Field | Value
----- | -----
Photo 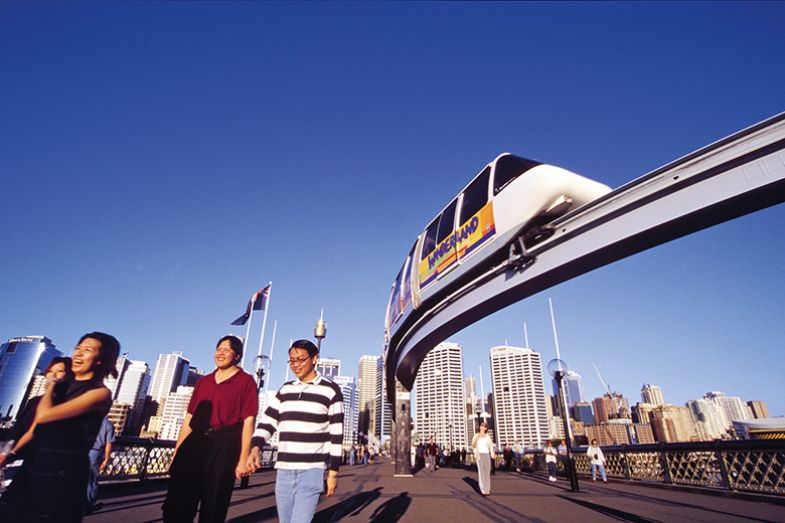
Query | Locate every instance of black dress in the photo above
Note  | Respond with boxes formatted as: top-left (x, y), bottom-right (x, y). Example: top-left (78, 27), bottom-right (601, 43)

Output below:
top-left (0, 378), bottom-right (110, 522)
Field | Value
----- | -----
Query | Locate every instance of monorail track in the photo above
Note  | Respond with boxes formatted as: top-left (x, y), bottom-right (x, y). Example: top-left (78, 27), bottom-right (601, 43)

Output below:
top-left (387, 111), bottom-right (785, 398)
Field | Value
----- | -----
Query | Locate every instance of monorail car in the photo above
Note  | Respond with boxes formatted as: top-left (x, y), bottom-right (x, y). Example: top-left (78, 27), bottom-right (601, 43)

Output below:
top-left (385, 153), bottom-right (611, 344)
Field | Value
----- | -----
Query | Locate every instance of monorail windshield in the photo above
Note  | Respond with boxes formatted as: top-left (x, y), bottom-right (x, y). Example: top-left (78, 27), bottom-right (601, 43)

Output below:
top-left (493, 155), bottom-right (541, 195)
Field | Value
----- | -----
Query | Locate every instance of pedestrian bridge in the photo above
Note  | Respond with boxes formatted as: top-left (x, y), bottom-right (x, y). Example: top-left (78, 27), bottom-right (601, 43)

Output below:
top-left (83, 460), bottom-right (784, 522)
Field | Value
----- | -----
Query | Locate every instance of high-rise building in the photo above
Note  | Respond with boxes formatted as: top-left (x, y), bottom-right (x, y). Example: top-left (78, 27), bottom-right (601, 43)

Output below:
top-left (641, 384), bottom-right (665, 406)
top-left (316, 358), bottom-right (341, 380)
top-left (115, 360), bottom-right (151, 435)
top-left (415, 342), bottom-right (467, 449)
top-left (489, 345), bottom-right (548, 449)
top-left (650, 404), bottom-right (698, 442)
top-left (704, 392), bottom-right (750, 428)
top-left (0, 336), bottom-right (62, 422)
top-left (592, 393), bottom-right (630, 423)
top-left (586, 419), bottom-right (632, 445)
top-left (571, 401), bottom-right (594, 424)
top-left (747, 400), bottom-right (770, 419)
top-left (105, 356), bottom-right (130, 399)
top-left (686, 399), bottom-right (727, 439)
top-left (632, 402), bottom-right (656, 424)
top-left (108, 401), bottom-right (131, 435)
top-left (552, 370), bottom-right (584, 407)
top-left (334, 375), bottom-right (358, 447)
top-left (159, 385), bottom-right (194, 441)
top-left (357, 355), bottom-right (379, 444)
top-left (150, 352), bottom-right (190, 403)
top-left (374, 356), bottom-right (391, 443)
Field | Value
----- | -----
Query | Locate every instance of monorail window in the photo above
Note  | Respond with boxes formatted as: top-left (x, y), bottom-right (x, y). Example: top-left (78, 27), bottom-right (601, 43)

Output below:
top-left (402, 243), bottom-right (415, 298)
top-left (421, 218), bottom-right (439, 260)
top-left (436, 199), bottom-right (458, 244)
top-left (493, 155), bottom-right (542, 195)
top-left (460, 166), bottom-right (491, 224)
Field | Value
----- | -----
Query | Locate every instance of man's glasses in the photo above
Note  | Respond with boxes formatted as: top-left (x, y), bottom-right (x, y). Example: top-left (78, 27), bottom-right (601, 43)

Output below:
top-left (289, 356), bottom-right (312, 366)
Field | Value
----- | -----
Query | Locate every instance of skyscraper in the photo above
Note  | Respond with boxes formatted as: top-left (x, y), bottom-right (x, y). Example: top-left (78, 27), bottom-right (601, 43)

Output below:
top-left (747, 400), bottom-right (770, 419)
top-left (159, 385), bottom-right (194, 441)
top-left (686, 399), bottom-right (727, 439)
top-left (115, 360), bottom-right (151, 435)
top-left (0, 336), bottom-right (62, 422)
top-left (334, 375), bottom-right (358, 446)
top-left (704, 391), bottom-right (750, 428)
top-left (149, 352), bottom-right (190, 403)
top-left (415, 342), bottom-right (467, 449)
top-left (316, 357), bottom-right (341, 380)
top-left (374, 356), bottom-right (391, 442)
top-left (641, 383), bottom-right (665, 406)
top-left (551, 370), bottom-right (584, 407)
top-left (489, 345), bottom-right (548, 449)
top-left (357, 355), bottom-right (379, 443)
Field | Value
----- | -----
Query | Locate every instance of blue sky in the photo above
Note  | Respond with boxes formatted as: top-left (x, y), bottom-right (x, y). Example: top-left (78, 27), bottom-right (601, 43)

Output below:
top-left (2, 2), bottom-right (783, 416)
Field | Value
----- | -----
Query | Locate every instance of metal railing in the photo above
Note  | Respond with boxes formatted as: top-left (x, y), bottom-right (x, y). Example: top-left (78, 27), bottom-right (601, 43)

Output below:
top-left (525, 440), bottom-right (785, 496)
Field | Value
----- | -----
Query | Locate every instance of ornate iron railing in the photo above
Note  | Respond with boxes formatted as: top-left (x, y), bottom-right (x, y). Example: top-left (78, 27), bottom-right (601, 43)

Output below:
top-left (533, 439), bottom-right (785, 496)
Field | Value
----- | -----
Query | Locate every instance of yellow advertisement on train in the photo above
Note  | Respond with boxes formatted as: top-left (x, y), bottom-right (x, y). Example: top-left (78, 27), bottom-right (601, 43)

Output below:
top-left (419, 201), bottom-right (495, 289)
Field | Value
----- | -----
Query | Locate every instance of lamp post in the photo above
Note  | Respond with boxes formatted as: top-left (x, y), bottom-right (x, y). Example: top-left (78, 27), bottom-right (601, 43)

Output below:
top-left (547, 358), bottom-right (580, 492)
top-left (241, 355), bottom-right (271, 488)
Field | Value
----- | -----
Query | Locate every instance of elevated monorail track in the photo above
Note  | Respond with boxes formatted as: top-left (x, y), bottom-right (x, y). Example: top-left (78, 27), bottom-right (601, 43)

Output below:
top-left (387, 111), bottom-right (785, 400)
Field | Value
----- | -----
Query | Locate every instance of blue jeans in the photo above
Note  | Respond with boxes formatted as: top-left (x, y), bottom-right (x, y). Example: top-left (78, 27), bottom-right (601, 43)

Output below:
top-left (592, 463), bottom-right (607, 481)
top-left (275, 468), bottom-right (324, 523)
top-left (86, 449), bottom-right (101, 508)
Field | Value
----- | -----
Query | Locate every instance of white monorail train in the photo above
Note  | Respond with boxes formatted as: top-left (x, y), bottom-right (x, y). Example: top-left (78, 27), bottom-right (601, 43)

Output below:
top-left (385, 153), bottom-right (612, 343)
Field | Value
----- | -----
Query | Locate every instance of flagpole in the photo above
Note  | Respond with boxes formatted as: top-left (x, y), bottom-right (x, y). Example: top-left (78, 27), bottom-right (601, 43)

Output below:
top-left (264, 320), bottom-right (278, 397)
top-left (256, 282), bottom-right (273, 358)
top-left (241, 299), bottom-right (257, 369)
top-left (284, 338), bottom-right (292, 382)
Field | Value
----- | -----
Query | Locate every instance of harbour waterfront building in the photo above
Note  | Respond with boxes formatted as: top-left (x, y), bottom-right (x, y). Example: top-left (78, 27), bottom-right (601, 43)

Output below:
top-left (149, 352), bottom-right (190, 403)
top-left (0, 336), bottom-right (62, 423)
top-left (415, 341), bottom-right (467, 449)
top-left (489, 344), bottom-right (548, 449)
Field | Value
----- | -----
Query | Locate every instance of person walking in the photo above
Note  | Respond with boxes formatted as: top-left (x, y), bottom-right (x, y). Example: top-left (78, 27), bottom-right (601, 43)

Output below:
top-left (0, 332), bottom-right (119, 523)
top-left (162, 335), bottom-right (258, 523)
top-left (544, 440), bottom-right (559, 482)
top-left (248, 339), bottom-right (344, 523)
top-left (85, 416), bottom-right (114, 514)
top-left (587, 439), bottom-right (608, 482)
top-left (426, 437), bottom-right (438, 473)
top-left (471, 422), bottom-right (496, 496)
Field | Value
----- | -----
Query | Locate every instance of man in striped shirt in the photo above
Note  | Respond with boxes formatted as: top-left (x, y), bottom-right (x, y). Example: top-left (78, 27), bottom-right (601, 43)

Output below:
top-left (248, 339), bottom-right (344, 523)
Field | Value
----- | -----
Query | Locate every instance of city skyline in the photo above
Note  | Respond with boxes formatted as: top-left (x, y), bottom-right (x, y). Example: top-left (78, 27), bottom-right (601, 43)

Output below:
top-left (2, 3), bottom-right (783, 417)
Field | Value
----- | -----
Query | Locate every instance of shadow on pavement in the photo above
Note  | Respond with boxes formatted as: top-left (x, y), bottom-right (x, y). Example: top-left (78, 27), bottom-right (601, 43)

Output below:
top-left (313, 486), bottom-right (383, 522)
top-left (369, 491), bottom-right (410, 522)
top-left (462, 476), bottom-right (481, 495)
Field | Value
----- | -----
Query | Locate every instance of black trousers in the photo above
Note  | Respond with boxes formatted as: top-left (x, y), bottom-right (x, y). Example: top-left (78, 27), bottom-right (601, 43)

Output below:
top-left (163, 424), bottom-right (242, 523)
top-left (0, 447), bottom-right (89, 523)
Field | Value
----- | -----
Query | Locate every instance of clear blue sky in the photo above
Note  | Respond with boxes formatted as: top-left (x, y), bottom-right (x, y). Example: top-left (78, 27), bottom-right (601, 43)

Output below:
top-left (2, 2), bottom-right (783, 416)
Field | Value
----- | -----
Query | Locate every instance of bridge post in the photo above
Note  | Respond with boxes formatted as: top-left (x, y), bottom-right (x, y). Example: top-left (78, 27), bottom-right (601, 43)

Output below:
top-left (393, 378), bottom-right (413, 477)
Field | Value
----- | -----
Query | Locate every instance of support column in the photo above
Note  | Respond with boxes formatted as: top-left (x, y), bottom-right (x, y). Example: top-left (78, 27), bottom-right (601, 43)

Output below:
top-left (393, 378), bottom-right (413, 477)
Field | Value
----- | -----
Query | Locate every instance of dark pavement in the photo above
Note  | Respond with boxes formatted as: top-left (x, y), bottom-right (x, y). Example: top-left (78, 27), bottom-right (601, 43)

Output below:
top-left (84, 461), bottom-right (785, 522)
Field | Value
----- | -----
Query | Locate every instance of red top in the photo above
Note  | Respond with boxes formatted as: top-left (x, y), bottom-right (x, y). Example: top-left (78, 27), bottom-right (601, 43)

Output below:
top-left (187, 369), bottom-right (258, 429)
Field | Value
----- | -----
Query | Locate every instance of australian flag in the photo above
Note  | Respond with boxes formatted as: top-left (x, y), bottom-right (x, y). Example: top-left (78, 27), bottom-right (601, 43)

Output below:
top-left (231, 285), bottom-right (270, 326)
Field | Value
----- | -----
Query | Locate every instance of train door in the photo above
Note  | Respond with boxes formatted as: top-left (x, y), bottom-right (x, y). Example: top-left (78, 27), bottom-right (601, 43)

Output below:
top-left (456, 166), bottom-right (495, 264)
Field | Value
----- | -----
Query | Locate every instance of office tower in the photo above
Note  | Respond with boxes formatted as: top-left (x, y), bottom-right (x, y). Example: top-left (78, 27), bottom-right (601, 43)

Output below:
top-left (415, 342), bottom-right (467, 449)
top-left (334, 375), bottom-right (358, 447)
top-left (586, 419), bottom-right (632, 445)
top-left (632, 402), bottom-right (656, 424)
top-left (115, 360), bottom-right (151, 435)
top-left (317, 358), bottom-right (341, 380)
top-left (704, 392), bottom-right (750, 428)
top-left (108, 401), bottom-right (131, 435)
top-left (747, 400), bottom-right (770, 419)
top-left (357, 355), bottom-right (379, 443)
top-left (105, 356), bottom-right (130, 399)
top-left (186, 366), bottom-right (204, 386)
top-left (686, 399), bottom-right (727, 439)
top-left (0, 336), bottom-right (62, 422)
top-left (374, 356), bottom-right (391, 442)
top-left (489, 344), bottom-right (548, 449)
top-left (159, 385), bottom-right (194, 441)
top-left (551, 370), bottom-right (584, 407)
top-left (650, 404), bottom-right (698, 442)
top-left (641, 384), bottom-right (665, 406)
top-left (149, 352), bottom-right (190, 403)
top-left (571, 401), bottom-right (595, 424)
top-left (592, 393), bottom-right (630, 423)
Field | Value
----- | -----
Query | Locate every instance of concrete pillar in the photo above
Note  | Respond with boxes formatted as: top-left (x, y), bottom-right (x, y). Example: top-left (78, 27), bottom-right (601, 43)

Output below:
top-left (393, 378), bottom-right (413, 477)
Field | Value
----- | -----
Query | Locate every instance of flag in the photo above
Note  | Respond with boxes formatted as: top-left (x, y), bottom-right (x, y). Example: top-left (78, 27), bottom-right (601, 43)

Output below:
top-left (231, 285), bottom-right (270, 326)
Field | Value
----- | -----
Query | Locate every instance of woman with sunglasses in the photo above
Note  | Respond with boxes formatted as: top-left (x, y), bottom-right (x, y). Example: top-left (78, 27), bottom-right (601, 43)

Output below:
top-left (471, 421), bottom-right (496, 496)
top-left (0, 332), bottom-right (119, 522)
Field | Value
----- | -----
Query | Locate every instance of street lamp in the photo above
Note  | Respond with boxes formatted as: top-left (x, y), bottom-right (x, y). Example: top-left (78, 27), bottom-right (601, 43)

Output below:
top-left (547, 358), bottom-right (580, 492)
top-left (253, 354), bottom-right (272, 391)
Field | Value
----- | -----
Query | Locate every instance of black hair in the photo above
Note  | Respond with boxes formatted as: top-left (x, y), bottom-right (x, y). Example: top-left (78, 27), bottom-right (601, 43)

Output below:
top-left (216, 335), bottom-right (244, 361)
top-left (289, 339), bottom-right (318, 358)
top-left (44, 356), bottom-right (75, 382)
top-left (79, 332), bottom-right (120, 380)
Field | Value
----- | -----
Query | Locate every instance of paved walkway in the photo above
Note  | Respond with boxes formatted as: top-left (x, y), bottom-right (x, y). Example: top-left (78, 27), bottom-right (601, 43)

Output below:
top-left (85, 462), bottom-right (785, 522)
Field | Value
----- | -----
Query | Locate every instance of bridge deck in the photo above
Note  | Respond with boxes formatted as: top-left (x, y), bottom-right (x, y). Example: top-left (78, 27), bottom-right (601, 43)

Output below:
top-left (85, 462), bottom-right (785, 522)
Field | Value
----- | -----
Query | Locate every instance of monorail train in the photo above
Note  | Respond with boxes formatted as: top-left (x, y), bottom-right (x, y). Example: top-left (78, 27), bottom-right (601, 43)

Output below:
top-left (384, 153), bottom-right (612, 344)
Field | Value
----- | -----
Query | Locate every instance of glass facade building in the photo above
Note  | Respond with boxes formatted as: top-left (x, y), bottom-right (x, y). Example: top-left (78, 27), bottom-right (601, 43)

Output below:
top-left (0, 336), bottom-right (62, 422)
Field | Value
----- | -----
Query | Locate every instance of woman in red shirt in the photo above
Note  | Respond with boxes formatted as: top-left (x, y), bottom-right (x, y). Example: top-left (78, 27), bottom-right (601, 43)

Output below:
top-left (163, 335), bottom-right (258, 523)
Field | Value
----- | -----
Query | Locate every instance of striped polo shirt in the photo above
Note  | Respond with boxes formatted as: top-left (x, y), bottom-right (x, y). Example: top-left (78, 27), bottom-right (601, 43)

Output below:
top-left (252, 373), bottom-right (344, 471)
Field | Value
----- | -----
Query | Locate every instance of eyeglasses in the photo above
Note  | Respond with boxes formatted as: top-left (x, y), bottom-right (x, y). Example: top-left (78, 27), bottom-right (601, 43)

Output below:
top-left (288, 356), bottom-right (312, 366)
